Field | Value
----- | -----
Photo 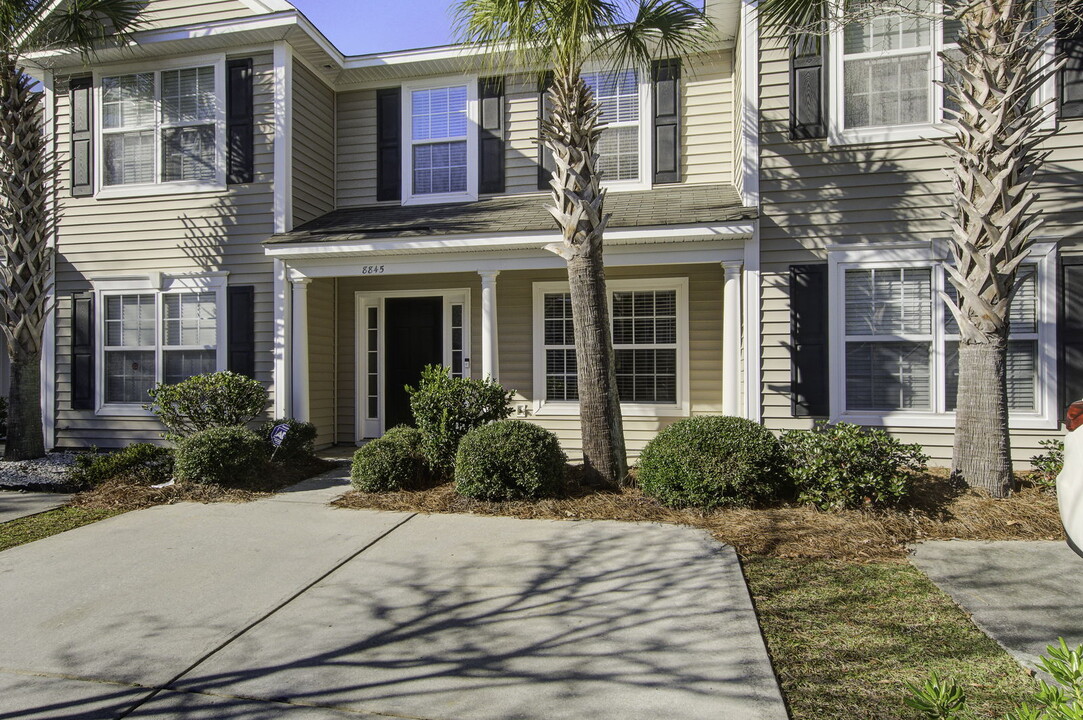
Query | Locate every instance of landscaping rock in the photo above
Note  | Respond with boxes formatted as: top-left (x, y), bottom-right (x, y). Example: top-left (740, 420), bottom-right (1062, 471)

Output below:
top-left (0, 453), bottom-right (78, 492)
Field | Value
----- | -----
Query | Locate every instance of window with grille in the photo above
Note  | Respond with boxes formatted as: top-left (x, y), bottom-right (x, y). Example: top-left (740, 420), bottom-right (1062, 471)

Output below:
top-left (583, 69), bottom-right (641, 182)
top-left (102, 65), bottom-right (221, 188)
top-left (410, 86), bottom-right (469, 196)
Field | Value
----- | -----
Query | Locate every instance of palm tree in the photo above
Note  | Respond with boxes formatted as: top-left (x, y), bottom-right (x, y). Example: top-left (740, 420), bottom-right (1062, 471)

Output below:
top-left (454, 0), bottom-right (711, 486)
top-left (0, 0), bottom-right (142, 459)
top-left (758, 0), bottom-right (1070, 497)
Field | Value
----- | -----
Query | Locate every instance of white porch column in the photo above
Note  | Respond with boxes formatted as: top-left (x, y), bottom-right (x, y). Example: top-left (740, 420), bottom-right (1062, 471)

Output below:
top-left (291, 277), bottom-right (312, 422)
top-left (721, 261), bottom-right (743, 417)
top-left (479, 270), bottom-right (500, 380)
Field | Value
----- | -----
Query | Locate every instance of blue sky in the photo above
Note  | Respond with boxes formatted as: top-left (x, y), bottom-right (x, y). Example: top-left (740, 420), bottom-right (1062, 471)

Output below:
top-left (289, 0), bottom-right (460, 55)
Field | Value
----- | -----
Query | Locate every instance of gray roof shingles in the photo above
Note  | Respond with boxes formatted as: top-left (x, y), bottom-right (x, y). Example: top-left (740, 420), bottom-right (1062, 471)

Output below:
top-left (266, 184), bottom-right (755, 245)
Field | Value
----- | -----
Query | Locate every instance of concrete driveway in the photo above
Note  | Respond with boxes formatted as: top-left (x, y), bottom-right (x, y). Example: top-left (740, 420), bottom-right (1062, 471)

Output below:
top-left (0, 468), bottom-right (786, 720)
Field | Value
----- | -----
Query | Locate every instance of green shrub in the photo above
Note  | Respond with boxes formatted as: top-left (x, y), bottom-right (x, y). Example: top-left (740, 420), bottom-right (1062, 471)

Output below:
top-left (907, 639), bottom-right (1083, 719)
top-left (145, 371), bottom-right (268, 439)
top-left (407, 365), bottom-right (514, 478)
top-left (351, 426), bottom-right (427, 492)
top-left (1030, 439), bottom-right (1064, 491)
top-left (780, 421), bottom-right (928, 510)
top-left (637, 416), bottom-right (785, 510)
top-left (454, 420), bottom-right (567, 501)
top-left (174, 426), bottom-right (268, 488)
top-left (259, 417), bottom-right (318, 462)
top-left (67, 443), bottom-right (174, 488)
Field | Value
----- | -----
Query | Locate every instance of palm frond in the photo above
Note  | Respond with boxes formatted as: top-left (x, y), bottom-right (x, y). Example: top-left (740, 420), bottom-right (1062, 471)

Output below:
top-left (594, 0), bottom-right (713, 71)
top-left (756, 0), bottom-right (826, 35)
top-left (22, 0), bottom-right (143, 57)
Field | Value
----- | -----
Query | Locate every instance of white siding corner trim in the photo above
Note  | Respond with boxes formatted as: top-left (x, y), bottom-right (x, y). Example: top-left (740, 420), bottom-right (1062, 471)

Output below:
top-left (273, 41), bottom-right (294, 234)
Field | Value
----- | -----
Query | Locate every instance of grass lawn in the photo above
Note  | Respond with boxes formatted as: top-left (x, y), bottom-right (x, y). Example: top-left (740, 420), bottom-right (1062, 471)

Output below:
top-left (0, 506), bottom-right (126, 553)
top-left (745, 556), bottom-right (1037, 720)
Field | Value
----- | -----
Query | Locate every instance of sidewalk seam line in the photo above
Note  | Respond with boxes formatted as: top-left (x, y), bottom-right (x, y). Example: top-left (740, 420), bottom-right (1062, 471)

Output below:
top-left (113, 511), bottom-right (419, 719)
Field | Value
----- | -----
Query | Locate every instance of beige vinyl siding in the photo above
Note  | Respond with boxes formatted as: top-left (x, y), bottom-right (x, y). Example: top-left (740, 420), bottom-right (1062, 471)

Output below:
top-left (307, 279), bottom-right (337, 447)
top-left (683, 51), bottom-right (735, 185)
top-left (141, 0), bottom-right (258, 30)
top-left (335, 89), bottom-right (378, 208)
top-left (292, 61), bottom-right (335, 225)
top-left (756, 32), bottom-right (1083, 466)
top-left (732, 33), bottom-right (747, 200)
top-left (334, 54), bottom-right (738, 208)
top-left (51, 52), bottom-right (277, 449)
top-left (320, 265), bottom-right (726, 458)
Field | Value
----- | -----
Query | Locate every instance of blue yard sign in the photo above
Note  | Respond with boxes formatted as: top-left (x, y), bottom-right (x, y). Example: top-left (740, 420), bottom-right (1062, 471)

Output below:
top-left (270, 423), bottom-right (290, 447)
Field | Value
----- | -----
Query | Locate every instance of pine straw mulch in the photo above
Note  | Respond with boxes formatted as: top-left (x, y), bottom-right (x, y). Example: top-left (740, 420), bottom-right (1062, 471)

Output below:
top-left (333, 469), bottom-right (1064, 561)
top-left (70, 458), bottom-right (339, 512)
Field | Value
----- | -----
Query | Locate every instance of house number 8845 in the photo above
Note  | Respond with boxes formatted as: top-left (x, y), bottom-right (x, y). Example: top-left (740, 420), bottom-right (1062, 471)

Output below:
top-left (360, 265), bottom-right (386, 275)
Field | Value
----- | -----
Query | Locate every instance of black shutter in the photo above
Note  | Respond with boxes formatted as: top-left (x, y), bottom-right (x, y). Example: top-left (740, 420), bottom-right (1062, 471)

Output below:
top-left (790, 264), bottom-right (830, 416)
top-left (71, 292), bottom-right (94, 410)
top-left (376, 87), bottom-right (402, 202)
top-left (1062, 259), bottom-right (1083, 412)
top-left (478, 77), bottom-right (505, 194)
top-left (790, 33), bottom-right (827, 140)
top-left (227, 285), bottom-right (256, 379)
top-left (226, 58), bottom-right (254, 184)
top-left (1060, 27), bottom-right (1083, 119)
top-left (537, 73), bottom-right (556, 190)
top-left (652, 59), bottom-right (681, 184)
top-left (69, 76), bottom-right (94, 197)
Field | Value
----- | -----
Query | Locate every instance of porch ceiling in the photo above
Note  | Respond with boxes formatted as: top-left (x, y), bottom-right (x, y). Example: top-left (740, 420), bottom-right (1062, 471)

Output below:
top-left (266, 184), bottom-right (755, 247)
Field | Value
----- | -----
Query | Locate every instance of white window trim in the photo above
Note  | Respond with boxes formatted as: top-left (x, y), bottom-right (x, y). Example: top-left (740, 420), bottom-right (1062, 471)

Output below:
top-left (93, 53), bottom-right (228, 199)
top-left (93, 273), bottom-right (228, 416)
top-left (531, 277), bottom-right (690, 418)
top-left (826, 240), bottom-right (1059, 429)
top-left (353, 288), bottom-right (472, 440)
top-left (400, 75), bottom-right (479, 206)
top-left (828, 6), bottom-right (1057, 145)
top-left (582, 64), bottom-right (654, 192)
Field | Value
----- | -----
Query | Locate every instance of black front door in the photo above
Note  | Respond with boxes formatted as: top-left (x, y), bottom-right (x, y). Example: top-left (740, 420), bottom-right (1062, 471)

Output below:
top-left (384, 297), bottom-right (443, 429)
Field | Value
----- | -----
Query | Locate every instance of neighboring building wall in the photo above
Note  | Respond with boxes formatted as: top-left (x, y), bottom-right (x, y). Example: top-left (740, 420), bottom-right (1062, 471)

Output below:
top-left (292, 61), bottom-right (336, 225)
top-left (683, 51), bottom-right (735, 185)
top-left (335, 88), bottom-right (377, 208)
top-left (756, 32), bottom-right (1083, 465)
top-left (51, 52), bottom-right (278, 448)
top-left (141, 0), bottom-right (258, 31)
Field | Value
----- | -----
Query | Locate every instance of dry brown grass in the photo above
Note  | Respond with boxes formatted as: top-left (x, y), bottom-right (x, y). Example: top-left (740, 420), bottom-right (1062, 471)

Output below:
top-left (334, 469), bottom-right (1063, 561)
top-left (72, 458), bottom-right (338, 512)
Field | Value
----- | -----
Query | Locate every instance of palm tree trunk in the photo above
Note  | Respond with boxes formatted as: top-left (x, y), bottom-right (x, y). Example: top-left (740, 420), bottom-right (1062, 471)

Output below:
top-left (953, 338), bottom-right (1012, 496)
top-left (0, 58), bottom-right (55, 460)
top-left (542, 72), bottom-right (628, 486)
top-left (6, 350), bottom-right (43, 459)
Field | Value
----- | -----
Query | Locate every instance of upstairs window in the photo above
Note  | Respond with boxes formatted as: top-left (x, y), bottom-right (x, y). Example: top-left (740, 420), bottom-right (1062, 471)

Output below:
top-left (402, 78), bottom-right (477, 204)
top-left (100, 62), bottom-right (224, 193)
top-left (583, 69), bottom-right (643, 183)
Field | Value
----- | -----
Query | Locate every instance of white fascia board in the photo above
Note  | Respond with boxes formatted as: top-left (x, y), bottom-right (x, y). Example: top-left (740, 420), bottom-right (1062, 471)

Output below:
top-left (264, 223), bottom-right (755, 258)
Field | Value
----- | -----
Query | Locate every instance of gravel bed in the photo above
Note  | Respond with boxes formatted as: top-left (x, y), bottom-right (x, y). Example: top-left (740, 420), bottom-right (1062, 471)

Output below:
top-left (0, 452), bottom-right (78, 492)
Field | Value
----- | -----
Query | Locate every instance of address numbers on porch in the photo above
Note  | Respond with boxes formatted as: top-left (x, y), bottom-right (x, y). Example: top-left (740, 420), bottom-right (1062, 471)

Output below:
top-left (360, 265), bottom-right (386, 275)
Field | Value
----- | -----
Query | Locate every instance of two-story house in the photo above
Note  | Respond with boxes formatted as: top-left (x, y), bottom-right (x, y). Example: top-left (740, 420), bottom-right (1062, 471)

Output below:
top-left (26, 0), bottom-right (762, 456)
top-left (25, 0), bottom-right (1081, 467)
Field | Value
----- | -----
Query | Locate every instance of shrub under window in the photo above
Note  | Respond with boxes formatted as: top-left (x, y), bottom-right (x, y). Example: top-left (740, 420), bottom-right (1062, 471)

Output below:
top-left (174, 425), bottom-right (268, 488)
top-left (351, 426), bottom-right (427, 492)
top-left (145, 371), bottom-right (268, 439)
top-left (454, 420), bottom-right (567, 501)
top-left (780, 421), bottom-right (928, 510)
top-left (259, 417), bottom-right (318, 462)
top-left (637, 416), bottom-right (785, 509)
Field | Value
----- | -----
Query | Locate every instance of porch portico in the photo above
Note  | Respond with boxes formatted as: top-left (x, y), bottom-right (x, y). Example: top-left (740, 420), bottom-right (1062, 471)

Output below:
top-left (265, 186), bottom-right (759, 455)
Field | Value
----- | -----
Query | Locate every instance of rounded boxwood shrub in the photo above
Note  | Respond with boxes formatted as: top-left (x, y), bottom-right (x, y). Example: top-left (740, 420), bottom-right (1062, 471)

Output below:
top-left (637, 416), bottom-right (784, 509)
top-left (351, 426), bottom-right (426, 492)
top-left (454, 420), bottom-right (567, 501)
top-left (174, 425), bottom-right (269, 488)
top-left (67, 443), bottom-right (174, 489)
top-left (259, 417), bottom-right (318, 462)
top-left (780, 421), bottom-right (928, 510)
top-left (145, 371), bottom-right (269, 439)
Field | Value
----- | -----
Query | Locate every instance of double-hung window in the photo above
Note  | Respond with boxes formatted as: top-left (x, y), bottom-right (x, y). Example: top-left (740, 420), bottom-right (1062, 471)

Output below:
top-left (98, 277), bottom-right (226, 412)
top-left (583, 69), bottom-right (646, 184)
top-left (99, 59), bottom-right (225, 194)
top-left (534, 279), bottom-right (687, 416)
top-left (830, 242), bottom-right (1058, 428)
top-left (402, 78), bottom-right (477, 204)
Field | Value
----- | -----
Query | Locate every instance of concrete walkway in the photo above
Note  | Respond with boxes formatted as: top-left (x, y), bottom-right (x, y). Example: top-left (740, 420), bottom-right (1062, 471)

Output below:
top-left (911, 540), bottom-right (1083, 672)
top-left (0, 490), bottom-right (71, 523)
top-left (0, 467), bottom-right (786, 720)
